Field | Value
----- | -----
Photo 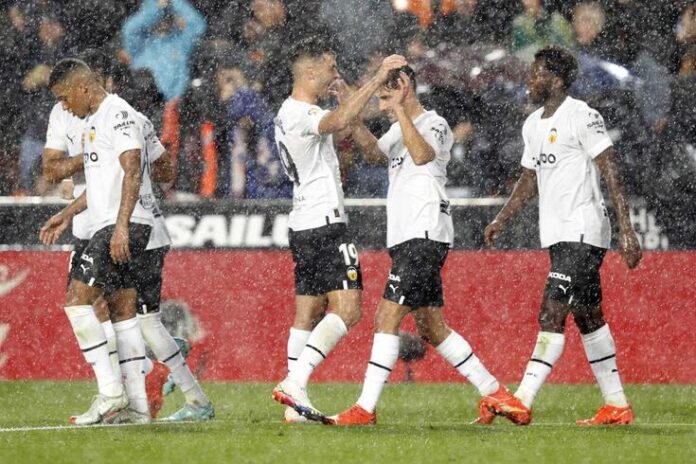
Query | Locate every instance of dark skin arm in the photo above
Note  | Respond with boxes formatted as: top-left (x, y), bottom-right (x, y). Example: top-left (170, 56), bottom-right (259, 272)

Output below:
top-left (39, 191), bottom-right (88, 245)
top-left (594, 148), bottom-right (642, 269)
top-left (42, 149), bottom-right (83, 182)
top-left (111, 149), bottom-right (142, 264)
top-left (150, 150), bottom-right (174, 183)
top-left (484, 168), bottom-right (538, 248)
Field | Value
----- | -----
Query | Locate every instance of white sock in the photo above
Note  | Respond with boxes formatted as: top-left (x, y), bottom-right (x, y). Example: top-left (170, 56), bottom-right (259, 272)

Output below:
top-left (138, 312), bottom-right (209, 407)
top-left (101, 320), bottom-right (121, 378)
top-left (581, 324), bottom-right (628, 407)
top-left (289, 313), bottom-right (348, 387)
top-left (287, 328), bottom-right (311, 374)
top-left (435, 331), bottom-right (499, 396)
top-left (65, 305), bottom-right (123, 397)
top-left (113, 317), bottom-right (149, 414)
top-left (515, 331), bottom-right (566, 408)
top-left (356, 333), bottom-right (400, 413)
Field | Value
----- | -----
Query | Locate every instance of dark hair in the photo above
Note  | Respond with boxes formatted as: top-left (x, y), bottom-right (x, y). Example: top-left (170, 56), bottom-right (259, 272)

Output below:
top-left (79, 49), bottom-right (113, 79)
top-left (48, 58), bottom-right (90, 89)
top-left (384, 65), bottom-right (417, 90)
top-left (534, 46), bottom-right (578, 89)
top-left (289, 35), bottom-right (334, 64)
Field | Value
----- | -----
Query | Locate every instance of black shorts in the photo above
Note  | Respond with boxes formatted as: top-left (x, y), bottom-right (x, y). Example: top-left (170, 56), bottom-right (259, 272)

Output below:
top-left (544, 242), bottom-right (606, 307)
top-left (383, 239), bottom-right (449, 309)
top-left (73, 223), bottom-right (152, 295)
top-left (67, 237), bottom-right (90, 287)
top-left (289, 223), bottom-right (363, 296)
top-left (135, 246), bottom-right (169, 315)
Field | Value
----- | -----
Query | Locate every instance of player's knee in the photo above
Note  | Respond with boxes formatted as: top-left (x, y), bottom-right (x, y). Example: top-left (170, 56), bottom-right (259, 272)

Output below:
top-left (373, 307), bottom-right (401, 335)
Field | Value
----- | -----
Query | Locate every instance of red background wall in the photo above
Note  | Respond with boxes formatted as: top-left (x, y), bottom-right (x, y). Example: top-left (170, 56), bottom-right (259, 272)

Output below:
top-left (1, 250), bottom-right (694, 383)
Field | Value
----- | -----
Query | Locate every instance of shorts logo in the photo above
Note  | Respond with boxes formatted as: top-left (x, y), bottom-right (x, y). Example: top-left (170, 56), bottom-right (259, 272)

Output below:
top-left (388, 273), bottom-right (401, 282)
top-left (558, 284), bottom-right (569, 294)
top-left (389, 284), bottom-right (399, 293)
top-left (80, 264), bottom-right (90, 274)
top-left (80, 253), bottom-right (94, 264)
top-left (548, 272), bottom-right (571, 282)
top-left (347, 266), bottom-right (358, 282)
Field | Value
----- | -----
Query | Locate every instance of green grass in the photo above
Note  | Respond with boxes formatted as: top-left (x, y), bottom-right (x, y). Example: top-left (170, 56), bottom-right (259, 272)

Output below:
top-left (1, 382), bottom-right (695, 464)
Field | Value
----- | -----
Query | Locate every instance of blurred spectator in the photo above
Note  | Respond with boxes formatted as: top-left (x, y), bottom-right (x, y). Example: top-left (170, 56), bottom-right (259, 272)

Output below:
top-left (427, 0), bottom-right (496, 47)
top-left (572, 1), bottom-right (611, 59)
top-left (510, 0), bottom-right (574, 59)
top-left (122, 0), bottom-right (206, 101)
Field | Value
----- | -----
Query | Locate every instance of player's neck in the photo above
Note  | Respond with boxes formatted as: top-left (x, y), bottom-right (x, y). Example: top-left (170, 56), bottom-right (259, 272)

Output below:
top-left (541, 93), bottom-right (567, 118)
top-left (403, 99), bottom-right (425, 121)
top-left (291, 85), bottom-right (319, 106)
top-left (88, 88), bottom-right (109, 116)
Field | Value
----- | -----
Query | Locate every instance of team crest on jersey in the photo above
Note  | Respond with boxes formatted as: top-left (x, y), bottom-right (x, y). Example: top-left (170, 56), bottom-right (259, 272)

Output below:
top-left (548, 128), bottom-right (557, 143)
top-left (347, 266), bottom-right (358, 281)
top-left (88, 126), bottom-right (96, 143)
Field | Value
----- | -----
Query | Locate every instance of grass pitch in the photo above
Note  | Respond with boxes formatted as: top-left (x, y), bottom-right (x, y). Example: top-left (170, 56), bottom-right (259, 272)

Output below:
top-left (1, 381), bottom-right (695, 463)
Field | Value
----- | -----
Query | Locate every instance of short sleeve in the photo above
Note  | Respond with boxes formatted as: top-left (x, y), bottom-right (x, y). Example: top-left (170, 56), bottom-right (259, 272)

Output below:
top-left (422, 118), bottom-right (453, 154)
top-left (45, 105), bottom-right (68, 152)
top-left (110, 108), bottom-right (142, 156)
top-left (377, 124), bottom-right (396, 156)
top-left (301, 105), bottom-right (330, 136)
top-left (576, 108), bottom-right (613, 158)
top-left (520, 119), bottom-right (536, 169)
top-left (142, 117), bottom-right (165, 162)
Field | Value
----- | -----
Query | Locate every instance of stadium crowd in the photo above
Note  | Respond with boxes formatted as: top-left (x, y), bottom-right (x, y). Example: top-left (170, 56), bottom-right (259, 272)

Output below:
top-left (0, 0), bottom-right (695, 209)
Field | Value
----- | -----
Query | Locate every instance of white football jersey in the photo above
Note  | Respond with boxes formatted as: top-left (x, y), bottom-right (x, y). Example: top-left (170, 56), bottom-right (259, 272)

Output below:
top-left (81, 94), bottom-right (157, 235)
top-left (521, 96), bottom-right (612, 249)
top-left (45, 103), bottom-right (90, 239)
top-left (274, 97), bottom-right (346, 231)
top-left (378, 110), bottom-right (454, 248)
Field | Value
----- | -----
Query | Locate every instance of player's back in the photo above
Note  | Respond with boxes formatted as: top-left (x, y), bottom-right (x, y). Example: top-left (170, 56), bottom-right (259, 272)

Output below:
top-left (274, 97), bottom-right (345, 231)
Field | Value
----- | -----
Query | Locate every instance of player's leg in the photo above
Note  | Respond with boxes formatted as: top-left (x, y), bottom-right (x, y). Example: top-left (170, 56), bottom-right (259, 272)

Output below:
top-left (570, 245), bottom-right (632, 425)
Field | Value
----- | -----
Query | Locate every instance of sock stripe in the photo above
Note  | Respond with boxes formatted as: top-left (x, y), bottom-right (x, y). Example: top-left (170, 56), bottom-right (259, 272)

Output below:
top-left (454, 352), bottom-right (474, 369)
top-left (119, 355), bottom-right (146, 365)
top-left (81, 340), bottom-right (108, 353)
top-left (589, 353), bottom-right (616, 364)
top-left (161, 349), bottom-right (181, 364)
top-left (108, 350), bottom-right (118, 356)
top-left (530, 358), bottom-right (554, 368)
top-left (287, 357), bottom-right (298, 361)
top-left (368, 361), bottom-right (393, 372)
top-left (305, 344), bottom-right (326, 359)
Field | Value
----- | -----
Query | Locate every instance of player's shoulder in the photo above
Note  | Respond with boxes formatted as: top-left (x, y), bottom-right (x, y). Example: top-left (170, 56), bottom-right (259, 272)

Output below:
top-left (48, 102), bottom-right (75, 125)
top-left (523, 105), bottom-right (544, 126)
top-left (105, 94), bottom-right (139, 120)
top-left (424, 110), bottom-right (450, 129)
top-left (566, 97), bottom-right (602, 119)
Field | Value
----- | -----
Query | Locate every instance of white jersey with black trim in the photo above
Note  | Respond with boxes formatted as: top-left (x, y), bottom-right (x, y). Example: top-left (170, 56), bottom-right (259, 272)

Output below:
top-left (521, 96), bottom-right (612, 249)
top-left (45, 103), bottom-right (89, 239)
top-left (81, 94), bottom-right (157, 235)
top-left (378, 110), bottom-right (454, 248)
top-left (274, 97), bottom-right (346, 231)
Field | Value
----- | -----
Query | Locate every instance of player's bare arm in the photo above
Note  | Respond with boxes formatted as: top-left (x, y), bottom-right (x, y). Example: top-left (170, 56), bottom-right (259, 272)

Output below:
top-left (349, 120), bottom-right (386, 164)
top-left (390, 73), bottom-right (435, 166)
top-left (39, 191), bottom-right (88, 245)
top-left (594, 148), bottom-right (642, 269)
top-left (42, 148), bottom-right (84, 182)
top-left (112, 149), bottom-right (142, 264)
top-left (150, 151), bottom-right (175, 183)
top-left (317, 54), bottom-right (407, 135)
top-left (484, 168), bottom-right (538, 248)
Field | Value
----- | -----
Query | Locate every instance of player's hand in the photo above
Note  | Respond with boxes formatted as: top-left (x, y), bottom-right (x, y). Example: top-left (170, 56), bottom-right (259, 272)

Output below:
top-left (110, 224), bottom-right (131, 264)
top-left (619, 230), bottom-right (642, 269)
top-left (484, 219), bottom-right (505, 249)
top-left (329, 79), bottom-right (351, 104)
top-left (385, 72), bottom-right (410, 109)
top-left (376, 54), bottom-right (408, 83)
top-left (39, 213), bottom-right (70, 245)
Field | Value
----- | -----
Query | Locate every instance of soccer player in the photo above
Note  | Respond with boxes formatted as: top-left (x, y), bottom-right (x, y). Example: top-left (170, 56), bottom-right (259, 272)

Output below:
top-left (271, 36), bottom-right (407, 422)
top-left (42, 58), bottom-right (213, 423)
top-left (316, 66), bottom-right (513, 425)
top-left (481, 46), bottom-right (642, 426)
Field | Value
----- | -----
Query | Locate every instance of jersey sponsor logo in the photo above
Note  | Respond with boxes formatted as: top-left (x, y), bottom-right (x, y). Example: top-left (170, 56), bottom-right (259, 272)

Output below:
top-left (548, 128), bottom-right (557, 143)
top-left (0, 265), bottom-right (29, 297)
top-left (113, 120), bottom-right (135, 131)
top-left (430, 123), bottom-right (447, 145)
top-left (548, 272), bottom-right (571, 282)
top-left (166, 213), bottom-right (289, 248)
top-left (534, 153), bottom-right (557, 167)
top-left (83, 152), bottom-right (99, 163)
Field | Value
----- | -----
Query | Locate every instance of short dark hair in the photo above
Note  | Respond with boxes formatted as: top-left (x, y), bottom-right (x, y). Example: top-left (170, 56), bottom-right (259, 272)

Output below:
top-left (290, 35), bottom-right (334, 64)
top-left (48, 58), bottom-right (90, 89)
top-left (384, 65), bottom-right (417, 90)
top-left (534, 46), bottom-right (578, 89)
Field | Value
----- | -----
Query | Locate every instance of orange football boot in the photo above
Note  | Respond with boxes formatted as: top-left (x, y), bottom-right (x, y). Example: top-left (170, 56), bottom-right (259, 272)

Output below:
top-left (576, 404), bottom-right (634, 426)
top-left (471, 385), bottom-right (517, 425)
top-left (328, 404), bottom-right (377, 426)
top-left (479, 386), bottom-right (532, 426)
